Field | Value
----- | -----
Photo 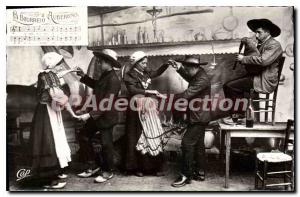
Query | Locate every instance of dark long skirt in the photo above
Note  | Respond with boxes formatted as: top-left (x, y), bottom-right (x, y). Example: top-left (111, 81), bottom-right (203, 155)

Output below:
top-left (28, 103), bottom-right (60, 183)
top-left (124, 108), bottom-right (163, 174)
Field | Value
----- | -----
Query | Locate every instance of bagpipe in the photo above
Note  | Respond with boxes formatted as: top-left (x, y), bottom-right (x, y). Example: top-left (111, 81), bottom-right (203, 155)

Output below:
top-left (233, 37), bottom-right (264, 75)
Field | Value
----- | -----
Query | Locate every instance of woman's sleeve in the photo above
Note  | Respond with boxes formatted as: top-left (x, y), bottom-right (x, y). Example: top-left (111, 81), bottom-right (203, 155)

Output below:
top-left (37, 72), bottom-right (51, 103)
top-left (49, 87), bottom-right (69, 106)
top-left (124, 74), bottom-right (146, 95)
top-left (36, 73), bottom-right (44, 98)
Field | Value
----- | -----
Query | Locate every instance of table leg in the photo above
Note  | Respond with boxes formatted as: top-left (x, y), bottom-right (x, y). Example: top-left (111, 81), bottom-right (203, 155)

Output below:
top-left (219, 129), bottom-right (224, 162)
top-left (225, 131), bottom-right (231, 188)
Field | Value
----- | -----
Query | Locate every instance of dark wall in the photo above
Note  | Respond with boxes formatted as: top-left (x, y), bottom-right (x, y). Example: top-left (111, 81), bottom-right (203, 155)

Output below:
top-left (7, 85), bottom-right (37, 116)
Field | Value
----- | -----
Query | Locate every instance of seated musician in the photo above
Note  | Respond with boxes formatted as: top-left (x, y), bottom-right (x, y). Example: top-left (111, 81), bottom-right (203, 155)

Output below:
top-left (223, 18), bottom-right (283, 119)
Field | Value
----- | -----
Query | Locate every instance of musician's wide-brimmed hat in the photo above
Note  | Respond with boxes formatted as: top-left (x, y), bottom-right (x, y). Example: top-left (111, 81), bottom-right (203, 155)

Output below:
top-left (93, 49), bottom-right (121, 68)
top-left (177, 55), bottom-right (208, 67)
top-left (247, 19), bottom-right (281, 37)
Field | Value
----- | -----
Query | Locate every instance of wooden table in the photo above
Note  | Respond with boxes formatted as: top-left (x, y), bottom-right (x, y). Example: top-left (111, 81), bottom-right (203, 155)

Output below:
top-left (218, 122), bottom-right (289, 188)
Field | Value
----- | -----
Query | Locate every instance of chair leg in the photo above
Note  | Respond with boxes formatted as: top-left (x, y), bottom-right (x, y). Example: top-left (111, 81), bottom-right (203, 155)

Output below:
top-left (284, 163), bottom-right (288, 190)
top-left (255, 159), bottom-right (258, 189)
top-left (265, 94), bottom-right (269, 122)
top-left (252, 91), bottom-right (260, 122)
top-left (291, 161), bottom-right (294, 191)
top-left (262, 161), bottom-right (268, 190)
top-left (272, 101), bottom-right (276, 125)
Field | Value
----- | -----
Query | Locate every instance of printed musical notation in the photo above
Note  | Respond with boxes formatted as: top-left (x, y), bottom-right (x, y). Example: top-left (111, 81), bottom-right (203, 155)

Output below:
top-left (10, 35), bottom-right (82, 44)
top-left (10, 25), bottom-right (82, 33)
top-left (6, 7), bottom-right (88, 46)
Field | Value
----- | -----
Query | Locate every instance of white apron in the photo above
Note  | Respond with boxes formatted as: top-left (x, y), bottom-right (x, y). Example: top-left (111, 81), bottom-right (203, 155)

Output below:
top-left (46, 87), bottom-right (71, 168)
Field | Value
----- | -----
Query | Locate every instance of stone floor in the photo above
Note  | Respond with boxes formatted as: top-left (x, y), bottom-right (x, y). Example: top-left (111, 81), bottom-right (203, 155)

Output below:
top-left (9, 158), bottom-right (270, 192)
top-left (8, 145), bottom-right (295, 192)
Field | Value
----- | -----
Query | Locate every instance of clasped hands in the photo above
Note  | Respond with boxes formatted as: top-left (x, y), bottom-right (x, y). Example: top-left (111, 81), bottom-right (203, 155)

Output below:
top-left (73, 66), bottom-right (85, 77)
top-left (145, 89), bottom-right (167, 99)
top-left (167, 59), bottom-right (182, 70)
top-left (73, 112), bottom-right (90, 122)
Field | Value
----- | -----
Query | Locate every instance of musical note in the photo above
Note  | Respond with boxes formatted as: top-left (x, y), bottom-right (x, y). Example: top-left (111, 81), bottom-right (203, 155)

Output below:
top-left (8, 23), bottom-right (84, 45)
top-left (11, 26), bottom-right (15, 33)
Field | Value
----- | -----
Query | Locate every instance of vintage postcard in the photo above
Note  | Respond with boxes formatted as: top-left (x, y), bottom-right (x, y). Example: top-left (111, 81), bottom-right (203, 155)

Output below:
top-left (6, 5), bottom-right (295, 191)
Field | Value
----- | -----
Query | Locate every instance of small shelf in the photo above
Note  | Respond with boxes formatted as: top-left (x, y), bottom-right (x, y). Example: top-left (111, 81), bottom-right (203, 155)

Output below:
top-left (87, 39), bottom-right (241, 57)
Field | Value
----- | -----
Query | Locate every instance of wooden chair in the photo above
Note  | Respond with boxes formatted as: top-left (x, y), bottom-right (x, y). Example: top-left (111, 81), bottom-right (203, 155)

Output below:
top-left (255, 119), bottom-right (294, 190)
top-left (251, 57), bottom-right (285, 125)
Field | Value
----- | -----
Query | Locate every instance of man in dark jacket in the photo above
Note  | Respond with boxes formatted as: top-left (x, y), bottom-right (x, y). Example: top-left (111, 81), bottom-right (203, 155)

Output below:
top-left (223, 19), bottom-right (283, 117)
top-left (168, 55), bottom-right (211, 187)
top-left (75, 49), bottom-right (121, 183)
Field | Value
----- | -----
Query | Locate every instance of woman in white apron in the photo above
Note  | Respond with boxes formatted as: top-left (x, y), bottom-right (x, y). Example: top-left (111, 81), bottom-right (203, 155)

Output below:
top-left (28, 52), bottom-right (78, 189)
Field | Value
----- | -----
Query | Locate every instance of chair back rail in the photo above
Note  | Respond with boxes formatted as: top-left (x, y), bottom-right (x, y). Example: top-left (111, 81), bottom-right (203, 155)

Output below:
top-left (251, 56), bottom-right (285, 125)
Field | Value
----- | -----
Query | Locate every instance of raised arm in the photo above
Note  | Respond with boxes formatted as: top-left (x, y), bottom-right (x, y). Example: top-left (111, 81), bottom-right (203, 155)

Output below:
top-left (75, 67), bottom-right (96, 89)
top-left (168, 60), bottom-right (192, 82)
top-left (241, 41), bottom-right (283, 67)
top-left (149, 63), bottom-right (169, 78)
top-left (56, 69), bottom-right (75, 78)
top-left (79, 75), bottom-right (96, 89)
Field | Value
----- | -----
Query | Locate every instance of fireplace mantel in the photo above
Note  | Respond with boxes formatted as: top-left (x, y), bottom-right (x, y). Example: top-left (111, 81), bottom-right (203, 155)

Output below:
top-left (87, 39), bottom-right (241, 57)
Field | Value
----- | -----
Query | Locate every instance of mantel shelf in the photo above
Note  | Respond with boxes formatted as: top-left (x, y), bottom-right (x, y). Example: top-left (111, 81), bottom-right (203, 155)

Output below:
top-left (87, 39), bottom-right (241, 57)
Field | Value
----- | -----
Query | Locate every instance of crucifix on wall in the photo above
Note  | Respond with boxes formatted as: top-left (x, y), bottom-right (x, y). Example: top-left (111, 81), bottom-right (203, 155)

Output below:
top-left (146, 6), bottom-right (162, 41)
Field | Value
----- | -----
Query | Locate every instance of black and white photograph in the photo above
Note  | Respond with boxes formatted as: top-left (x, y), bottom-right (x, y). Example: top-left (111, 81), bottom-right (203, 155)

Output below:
top-left (5, 5), bottom-right (295, 192)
